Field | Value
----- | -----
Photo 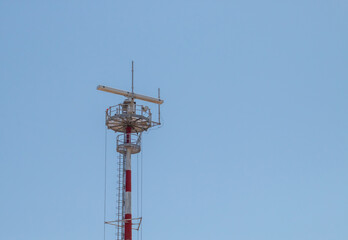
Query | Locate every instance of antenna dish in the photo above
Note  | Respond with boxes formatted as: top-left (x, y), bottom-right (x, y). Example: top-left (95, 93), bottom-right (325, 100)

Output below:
top-left (97, 85), bottom-right (164, 105)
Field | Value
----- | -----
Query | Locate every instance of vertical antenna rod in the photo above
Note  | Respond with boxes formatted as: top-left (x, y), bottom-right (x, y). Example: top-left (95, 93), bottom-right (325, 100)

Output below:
top-left (158, 88), bottom-right (161, 124)
top-left (131, 61), bottom-right (134, 94)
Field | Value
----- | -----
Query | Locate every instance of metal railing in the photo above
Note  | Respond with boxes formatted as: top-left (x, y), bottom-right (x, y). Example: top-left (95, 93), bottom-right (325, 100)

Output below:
top-left (116, 133), bottom-right (142, 147)
top-left (116, 133), bottom-right (142, 154)
top-left (106, 104), bottom-right (152, 120)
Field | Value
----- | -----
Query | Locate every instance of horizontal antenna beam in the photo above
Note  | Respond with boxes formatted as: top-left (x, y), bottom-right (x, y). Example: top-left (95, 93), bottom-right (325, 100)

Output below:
top-left (97, 85), bottom-right (164, 104)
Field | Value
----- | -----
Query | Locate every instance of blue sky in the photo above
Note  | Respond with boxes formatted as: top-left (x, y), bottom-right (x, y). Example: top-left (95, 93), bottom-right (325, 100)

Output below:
top-left (1, 1), bottom-right (347, 240)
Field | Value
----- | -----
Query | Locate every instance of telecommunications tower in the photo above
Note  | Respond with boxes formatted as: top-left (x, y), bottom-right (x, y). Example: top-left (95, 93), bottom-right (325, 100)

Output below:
top-left (97, 62), bottom-right (163, 240)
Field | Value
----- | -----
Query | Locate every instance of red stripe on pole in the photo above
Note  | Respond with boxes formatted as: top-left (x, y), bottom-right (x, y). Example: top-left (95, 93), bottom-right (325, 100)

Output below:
top-left (125, 170), bottom-right (131, 192)
top-left (125, 213), bottom-right (132, 240)
top-left (126, 126), bottom-right (132, 143)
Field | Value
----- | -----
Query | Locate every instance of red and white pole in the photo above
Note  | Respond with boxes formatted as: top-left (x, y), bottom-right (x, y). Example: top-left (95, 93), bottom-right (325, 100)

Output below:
top-left (124, 126), bottom-right (132, 240)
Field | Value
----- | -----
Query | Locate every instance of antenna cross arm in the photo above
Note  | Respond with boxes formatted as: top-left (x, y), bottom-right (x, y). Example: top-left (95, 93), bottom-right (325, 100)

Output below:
top-left (97, 85), bottom-right (164, 104)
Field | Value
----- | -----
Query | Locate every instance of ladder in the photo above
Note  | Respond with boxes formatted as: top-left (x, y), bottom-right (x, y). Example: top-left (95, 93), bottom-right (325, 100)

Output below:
top-left (116, 153), bottom-right (125, 240)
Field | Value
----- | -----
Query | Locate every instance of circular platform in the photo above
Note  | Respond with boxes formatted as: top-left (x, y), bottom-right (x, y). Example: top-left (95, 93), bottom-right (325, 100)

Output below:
top-left (117, 143), bottom-right (141, 154)
top-left (105, 103), bottom-right (153, 133)
top-left (116, 133), bottom-right (142, 154)
top-left (106, 113), bottom-right (152, 133)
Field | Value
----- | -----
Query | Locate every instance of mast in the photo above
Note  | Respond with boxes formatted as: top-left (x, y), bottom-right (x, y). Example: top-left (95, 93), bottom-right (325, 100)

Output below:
top-left (98, 62), bottom-right (163, 240)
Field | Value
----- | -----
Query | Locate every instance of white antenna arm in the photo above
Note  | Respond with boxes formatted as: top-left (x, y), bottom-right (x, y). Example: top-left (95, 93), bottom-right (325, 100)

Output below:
top-left (158, 88), bottom-right (161, 124)
top-left (97, 85), bottom-right (164, 105)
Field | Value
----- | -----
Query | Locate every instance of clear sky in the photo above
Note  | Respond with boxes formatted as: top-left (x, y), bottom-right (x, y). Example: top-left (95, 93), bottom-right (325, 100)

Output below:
top-left (1, 1), bottom-right (347, 240)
